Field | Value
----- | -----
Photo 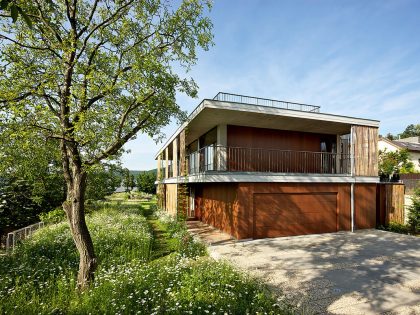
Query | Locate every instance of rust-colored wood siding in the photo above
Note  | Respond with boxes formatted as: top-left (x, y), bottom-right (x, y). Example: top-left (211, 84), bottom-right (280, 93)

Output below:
top-left (165, 184), bottom-right (178, 216)
top-left (253, 192), bottom-right (337, 238)
top-left (352, 126), bottom-right (378, 176)
top-left (227, 126), bottom-right (337, 173)
top-left (354, 184), bottom-right (377, 229)
top-left (195, 183), bottom-right (352, 239)
top-left (376, 183), bottom-right (405, 225)
top-left (194, 183), bottom-right (241, 238)
top-left (227, 125), bottom-right (336, 150)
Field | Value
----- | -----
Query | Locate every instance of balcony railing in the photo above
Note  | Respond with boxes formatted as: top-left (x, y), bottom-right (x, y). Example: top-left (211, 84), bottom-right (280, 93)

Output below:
top-left (187, 145), bottom-right (351, 175)
top-left (213, 92), bottom-right (321, 113)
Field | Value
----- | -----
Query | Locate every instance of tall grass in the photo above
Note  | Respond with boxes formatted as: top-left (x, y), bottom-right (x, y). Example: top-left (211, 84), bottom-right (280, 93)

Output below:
top-left (0, 202), bottom-right (292, 314)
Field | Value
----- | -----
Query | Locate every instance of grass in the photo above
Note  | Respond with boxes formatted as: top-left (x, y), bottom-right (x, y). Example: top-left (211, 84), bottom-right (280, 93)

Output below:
top-left (0, 200), bottom-right (293, 314)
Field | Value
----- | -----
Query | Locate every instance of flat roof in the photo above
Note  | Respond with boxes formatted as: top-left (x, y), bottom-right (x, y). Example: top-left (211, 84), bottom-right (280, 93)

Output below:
top-left (155, 96), bottom-right (380, 159)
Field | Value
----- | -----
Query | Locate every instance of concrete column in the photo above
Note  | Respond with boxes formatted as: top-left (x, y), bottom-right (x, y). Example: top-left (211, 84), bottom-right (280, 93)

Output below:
top-left (172, 137), bottom-right (178, 177)
top-left (179, 129), bottom-right (186, 176)
top-left (165, 146), bottom-right (169, 179)
top-left (217, 124), bottom-right (227, 171)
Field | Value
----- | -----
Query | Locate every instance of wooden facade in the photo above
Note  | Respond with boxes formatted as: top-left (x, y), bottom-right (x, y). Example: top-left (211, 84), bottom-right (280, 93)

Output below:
top-left (352, 126), bottom-right (379, 176)
top-left (376, 183), bottom-right (405, 225)
top-left (188, 182), bottom-right (377, 239)
top-left (165, 184), bottom-right (178, 216)
top-left (158, 121), bottom-right (380, 239)
top-left (354, 184), bottom-right (377, 229)
top-left (227, 125), bottom-right (337, 152)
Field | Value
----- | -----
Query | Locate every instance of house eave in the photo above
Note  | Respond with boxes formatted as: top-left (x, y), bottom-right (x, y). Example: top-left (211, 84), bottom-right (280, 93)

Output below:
top-left (155, 99), bottom-right (380, 159)
top-left (158, 173), bottom-right (380, 184)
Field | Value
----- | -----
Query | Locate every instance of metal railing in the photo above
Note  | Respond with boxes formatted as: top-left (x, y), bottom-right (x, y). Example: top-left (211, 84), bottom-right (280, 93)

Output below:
top-left (6, 222), bottom-right (44, 251)
top-left (188, 145), bottom-right (351, 175)
top-left (213, 92), bottom-right (321, 113)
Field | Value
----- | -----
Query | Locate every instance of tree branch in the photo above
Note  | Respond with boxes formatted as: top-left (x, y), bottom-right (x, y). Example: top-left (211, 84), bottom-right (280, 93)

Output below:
top-left (76, 0), bottom-right (99, 39)
top-left (0, 34), bottom-right (52, 51)
top-left (76, 0), bottom-right (134, 60)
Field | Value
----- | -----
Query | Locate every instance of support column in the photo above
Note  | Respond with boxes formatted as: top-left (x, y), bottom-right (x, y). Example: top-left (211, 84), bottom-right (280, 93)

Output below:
top-left (217, 124), bottom-right (227, 171)
top-left (179, 129), bottom-right (186, 176)
top-left (157, 154), bottom-right (161, 180)
top-left (173, 138), bottom-right (178, 177)
top-left (336, 134), bottom-right (342, 174)
top-left (165, 147), bottom-right (169, 179)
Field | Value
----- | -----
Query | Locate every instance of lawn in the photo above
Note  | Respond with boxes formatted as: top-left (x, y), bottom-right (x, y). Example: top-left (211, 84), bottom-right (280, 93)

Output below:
top-left (0, 200), bottom-right (292, 314)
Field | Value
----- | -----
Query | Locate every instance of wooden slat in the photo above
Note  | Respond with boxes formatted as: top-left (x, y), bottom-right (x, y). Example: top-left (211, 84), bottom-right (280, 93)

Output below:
top-left (376, 183), bottom-right (405, 225)
top-left (353, 126), bottom-right (378, 176)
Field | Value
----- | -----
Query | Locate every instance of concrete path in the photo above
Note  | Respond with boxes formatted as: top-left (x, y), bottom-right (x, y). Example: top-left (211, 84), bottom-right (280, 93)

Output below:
top-left (206, 230), bottom-right (420, 315)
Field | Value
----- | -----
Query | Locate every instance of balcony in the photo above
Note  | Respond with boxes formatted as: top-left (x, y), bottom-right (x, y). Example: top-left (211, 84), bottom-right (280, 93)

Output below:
top-left (187, 145), bottom-right (351, 175)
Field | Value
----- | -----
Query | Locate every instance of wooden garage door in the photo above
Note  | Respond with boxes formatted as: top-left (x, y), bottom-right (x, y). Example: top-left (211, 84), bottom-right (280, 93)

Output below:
top-left (253, 192), bottom-right (338, 238)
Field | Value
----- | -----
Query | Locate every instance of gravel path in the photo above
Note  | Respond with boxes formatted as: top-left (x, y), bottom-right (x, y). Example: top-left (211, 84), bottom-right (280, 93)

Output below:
top-left (208, 230), bottom-right (420, 315)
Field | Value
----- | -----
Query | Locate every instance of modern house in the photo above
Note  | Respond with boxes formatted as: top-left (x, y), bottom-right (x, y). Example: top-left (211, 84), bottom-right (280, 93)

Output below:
top-left (155, 93), bottom-right (380, 239)
top-left (378, 136), bottom-right (420, 172)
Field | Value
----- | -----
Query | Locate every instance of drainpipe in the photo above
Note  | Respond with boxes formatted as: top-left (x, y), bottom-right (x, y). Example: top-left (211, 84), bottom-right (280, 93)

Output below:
top-left (351, 182), bottom-right (355, 232)
top-left (350, 126), bottom-right (355, 232)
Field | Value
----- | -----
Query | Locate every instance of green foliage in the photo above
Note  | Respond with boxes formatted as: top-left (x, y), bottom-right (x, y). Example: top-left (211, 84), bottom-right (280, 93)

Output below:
top-left (407, 189), bottom-right (420, 233)
top-left (0, 0), bottom-right (213, 166)
top-left (379, 148), bottom-right (415, 179)
top-left (0, 201), bottom-right (290, 314)
top-left (136, 171), bottom-right (156, 194)
top-left (399, 124), bottom-right (420, 139)
top-left (0, 178), bottom-right (42, 235)
top-left (386, 221), bottom-right (410, 234)
top-left (122, 168), bottom-right (135, 193)
top-left (0, 0), bottom-right (34, 26)
top-left (39, 207), bottom-right (66, 225)
top-left (85, 163), bottom-right (122, 201)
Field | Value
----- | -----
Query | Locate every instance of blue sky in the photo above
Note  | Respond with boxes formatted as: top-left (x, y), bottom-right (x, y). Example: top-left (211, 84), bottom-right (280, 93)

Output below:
top-left (122, 0), bottom-right (420, 170)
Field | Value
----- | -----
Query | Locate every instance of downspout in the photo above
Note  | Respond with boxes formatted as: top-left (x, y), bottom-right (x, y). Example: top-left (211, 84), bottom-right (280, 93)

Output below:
top-left (350, 126), bottom-right (355, 232)
top-left (351, 182), bottom-right (355, 232)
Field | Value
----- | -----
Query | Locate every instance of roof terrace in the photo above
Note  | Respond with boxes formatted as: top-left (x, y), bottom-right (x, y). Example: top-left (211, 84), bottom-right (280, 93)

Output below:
top-left (213, 92), bottom-right (321, 113)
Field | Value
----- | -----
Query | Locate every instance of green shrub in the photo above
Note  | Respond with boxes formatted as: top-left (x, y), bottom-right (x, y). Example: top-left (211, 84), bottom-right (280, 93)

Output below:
top-left (39, 207), bottom-right (66, 224)
top-left (387, 221), bottom-right (410, 234)
top-left (407, 188), bottom-right (420, 234)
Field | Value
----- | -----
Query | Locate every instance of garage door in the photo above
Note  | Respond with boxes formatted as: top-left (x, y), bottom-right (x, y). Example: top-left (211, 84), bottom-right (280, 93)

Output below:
top-left (253, 192), bottom-right (337, 238)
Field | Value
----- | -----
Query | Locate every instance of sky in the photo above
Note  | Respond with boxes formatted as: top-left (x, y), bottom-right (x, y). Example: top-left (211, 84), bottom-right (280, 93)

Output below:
top-left (122, 0), bottom-right (420, 170)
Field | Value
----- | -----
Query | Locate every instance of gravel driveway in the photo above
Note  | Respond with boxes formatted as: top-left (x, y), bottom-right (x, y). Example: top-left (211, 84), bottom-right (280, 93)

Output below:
top-left (209, 230), bottom-right (420, 315)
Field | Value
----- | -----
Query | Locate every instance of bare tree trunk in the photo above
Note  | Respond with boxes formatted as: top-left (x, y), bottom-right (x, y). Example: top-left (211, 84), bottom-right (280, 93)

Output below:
top-left (63, 169), bottom-right (97, 290)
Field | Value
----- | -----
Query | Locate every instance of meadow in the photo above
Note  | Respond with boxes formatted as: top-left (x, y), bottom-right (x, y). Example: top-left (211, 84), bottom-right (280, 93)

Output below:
top-left (0, 201), bottom-right (292, 314)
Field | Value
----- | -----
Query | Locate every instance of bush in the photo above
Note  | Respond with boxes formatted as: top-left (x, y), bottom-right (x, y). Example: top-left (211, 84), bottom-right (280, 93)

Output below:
top-left (39, 207), bottom-right (66, 224)
top-left (407, 189), bottom-right (420, 234)
top-left (387, 221), bottom-right (410, 234)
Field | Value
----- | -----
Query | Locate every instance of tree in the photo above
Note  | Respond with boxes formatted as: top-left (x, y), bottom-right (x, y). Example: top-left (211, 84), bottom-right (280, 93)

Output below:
top-left (0, 0), bottom-right (34, 26)
top-left (122, 168), bottom-right (135, 193)
top-left (385, 133), bottom-right (395, 140)
top-left (378, 149), bottom-right (415, 180)
top-left (0, 179), bottom-right (42, 236)
top-left (0, 125), bottom-right (66, 211)
top-left (85, 163), bottom-right (122, 201)
top-left (407, 188), bottom-right (420, 234)
top-left (0, 0), bottom-right (213, 289)
top-left (399, 124), bottom-right (420, 139)
top-left (137, 171), bottom-right (156, 195)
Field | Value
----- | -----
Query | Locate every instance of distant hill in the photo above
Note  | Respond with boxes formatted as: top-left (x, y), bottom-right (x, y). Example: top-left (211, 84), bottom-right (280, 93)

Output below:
top-left (129, 169), bottom-right (157, 177)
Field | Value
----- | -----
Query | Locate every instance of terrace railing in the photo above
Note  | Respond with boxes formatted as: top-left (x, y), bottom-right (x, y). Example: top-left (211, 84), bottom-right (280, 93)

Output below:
top-left (213, 92), bottom-right (321, 113)
top-left (188, 145), bottom-right (351, 175)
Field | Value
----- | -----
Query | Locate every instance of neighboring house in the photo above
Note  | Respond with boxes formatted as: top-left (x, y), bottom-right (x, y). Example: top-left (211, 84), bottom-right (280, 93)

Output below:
top-left (155, 92), bottom-right (380, 239)
top-left (378, 136), bottom-right (420, 172)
